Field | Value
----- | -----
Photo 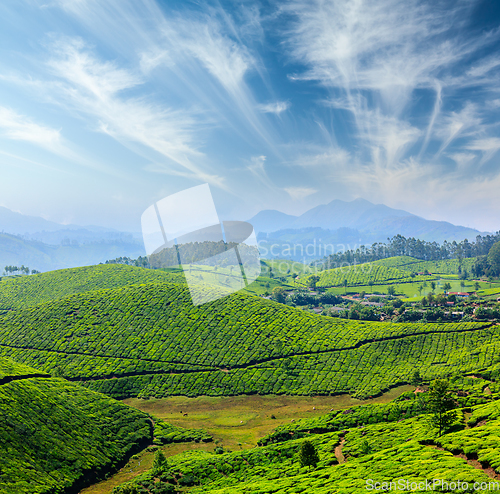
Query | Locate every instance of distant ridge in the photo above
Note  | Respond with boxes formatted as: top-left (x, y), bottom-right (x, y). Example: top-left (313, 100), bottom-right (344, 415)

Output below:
top-left (248, 198), bottom-right (487, 245)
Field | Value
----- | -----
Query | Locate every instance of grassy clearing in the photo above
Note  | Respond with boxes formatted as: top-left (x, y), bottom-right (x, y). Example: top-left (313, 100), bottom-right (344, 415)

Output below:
top-left (80, 442), bottom-right (216, 494)
top-left (124, 387), bottom-right (412, 451)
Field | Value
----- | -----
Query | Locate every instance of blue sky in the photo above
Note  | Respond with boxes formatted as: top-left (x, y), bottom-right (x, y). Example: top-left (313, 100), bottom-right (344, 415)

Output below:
top-left (1, 0), bottom-right (500, 232)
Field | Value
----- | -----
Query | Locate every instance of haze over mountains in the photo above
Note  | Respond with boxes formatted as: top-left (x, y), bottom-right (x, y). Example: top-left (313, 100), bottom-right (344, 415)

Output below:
top-left (249, 199), bottom-right (488, 258)
top-left (0, 206), bottom-right (144, 272)
top-left (0, 199), bottom-right (493, 271)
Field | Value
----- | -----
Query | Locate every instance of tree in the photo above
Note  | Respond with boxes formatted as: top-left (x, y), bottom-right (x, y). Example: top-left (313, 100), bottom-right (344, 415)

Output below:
top-left (431, 281), bottom-right (436, 292)
top-left (487, 241), bottom-right (500, 274)
top-left (299, 440), bottom-right (319, 470)
top-left (411, 369), bottom-right (422, 387)
top-left (368, 280), bottom-right (374, 293)
top-left (152, 449), bottom-right (169, 477)
top-left (271, 287), bottom-right (286, 304)
top-left (343, 278), bottom-right (348, 295)
top-left (427, 379), bottom-right (457, 436)
top-left (418, 284), bottom-right (423, 296)
top-left (474, 282), bottom-right (480, 292)
top-left (307, 275), bottom-right (320, 290)
top-left (387, 285), bottom-right (396, 296)
top-left (443, 282), bottom-right (451, 294)
top-left (360, 439), bottom-right (371, 455)
top-left (460, 280), bottom-right (466, 290)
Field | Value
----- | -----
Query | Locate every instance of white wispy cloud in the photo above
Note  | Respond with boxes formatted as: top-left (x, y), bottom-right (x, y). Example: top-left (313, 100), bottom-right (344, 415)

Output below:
top-left (0, 106), bottom-right (61, 149)
top-left (247, 154), bottom-right (274, 189)
top-left (284, 186), bottom-right (317, 200)
top-left (48, 0), bottom-right (282, 156)
top-left (258, 101), bottom-right (290, 115)
top-left (281, 0), bottom-right (500, 209)
top-left (465, 137), bottom-right (500, 167)
top-left (45, 37), bottom-right (227, 186)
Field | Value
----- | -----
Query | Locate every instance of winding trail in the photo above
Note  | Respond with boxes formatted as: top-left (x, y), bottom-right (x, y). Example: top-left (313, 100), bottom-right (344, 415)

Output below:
top-left (425, 444), bottom-right (500, 481)
top-left (334, 437), bottom-right (346, 464)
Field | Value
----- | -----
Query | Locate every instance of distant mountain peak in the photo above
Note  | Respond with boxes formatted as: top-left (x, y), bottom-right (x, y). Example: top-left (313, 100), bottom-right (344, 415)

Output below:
top-left (247, 197), bottom-right (485, 245)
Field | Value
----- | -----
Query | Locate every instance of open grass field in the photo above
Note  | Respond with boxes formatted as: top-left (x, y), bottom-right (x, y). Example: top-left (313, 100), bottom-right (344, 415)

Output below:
top-left (124, 386), bottom-right (411, 451)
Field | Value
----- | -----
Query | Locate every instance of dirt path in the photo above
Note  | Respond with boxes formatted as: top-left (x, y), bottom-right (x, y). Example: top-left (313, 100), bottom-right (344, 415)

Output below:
top-left (335, 437), bottom-right (345, 464)
top-left (427, 444), bottom-right (499, 480)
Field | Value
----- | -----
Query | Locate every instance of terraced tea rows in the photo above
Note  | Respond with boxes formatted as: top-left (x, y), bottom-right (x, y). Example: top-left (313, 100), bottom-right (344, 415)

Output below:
top-left (0, 357), bottom-right (152, 494)
top-left (0, 272), bottom-right (496, 399)
top-left (115, 397), bottom-right (500, 494)
top-left (313, 264), bottom-right (434, 288)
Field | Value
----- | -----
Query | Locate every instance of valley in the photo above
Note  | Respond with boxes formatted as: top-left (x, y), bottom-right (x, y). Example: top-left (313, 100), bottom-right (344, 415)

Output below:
top-left (1, 240), bottom-right (500, 493)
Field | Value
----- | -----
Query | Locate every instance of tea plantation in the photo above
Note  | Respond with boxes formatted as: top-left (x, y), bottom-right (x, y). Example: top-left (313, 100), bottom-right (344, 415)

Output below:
top-left (3, 263), bottom-right (500, 493)
top-left (312, 263), bottom-right (435, 288)
top-left (114, 386), bottom-right (500, 494)
top-left (0, 266), bottom-right (498, 399)
top-left (0, 264), bottom-right (183, 310)
top-left (0, 357), bottom-right (152, 494)
top-left (309, 255), bottom-right (480, 288)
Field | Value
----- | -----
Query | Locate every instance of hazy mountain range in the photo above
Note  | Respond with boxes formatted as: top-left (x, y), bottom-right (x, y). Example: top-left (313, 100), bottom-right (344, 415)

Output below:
top-left (0, 206), bottom-right (144, 272)
top-left (0, 199), bottom-right (493, 271)
top-left (249, 198), bottom-right (490, 261)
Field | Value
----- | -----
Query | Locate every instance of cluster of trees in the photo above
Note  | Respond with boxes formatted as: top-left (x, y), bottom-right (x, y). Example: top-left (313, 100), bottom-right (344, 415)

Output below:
top-left (271, 287), bottom-right (342, 307)
top-left (472, 241), bottom-right (500, 277)
top-left (105, 256), bottom-right (150, 268)
top-left (3, 265), bottom-right (39, 276)
top-left (317, 234), bottom-right (500, 269)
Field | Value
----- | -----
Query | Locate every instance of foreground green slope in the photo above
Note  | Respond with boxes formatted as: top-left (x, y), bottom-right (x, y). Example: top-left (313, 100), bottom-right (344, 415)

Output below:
top-left (0, 264), bottom-right (184, 310)
top-left (115, 390), bottom-right (500, 494)
top-left (0, 267), bottom-right (497, 399)
top-left (0, 358), bottom-right (152, 494)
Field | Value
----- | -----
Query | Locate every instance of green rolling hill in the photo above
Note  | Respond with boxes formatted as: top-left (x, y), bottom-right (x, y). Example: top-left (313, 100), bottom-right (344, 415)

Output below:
top-left (306, 255), bottom-right (481, 289)
top-left (0, 265), bottom-right (499, 400)
top-left (0, 264), bottom-right (184, 310)
top-left (0, 357), bottom-right (152, 494)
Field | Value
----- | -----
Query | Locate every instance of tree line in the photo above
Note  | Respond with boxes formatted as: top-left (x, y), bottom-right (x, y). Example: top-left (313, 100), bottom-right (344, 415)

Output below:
top-left (316, 233), bottom-right (500, 270)
top-left (3, 265), bottom-right (39, 276)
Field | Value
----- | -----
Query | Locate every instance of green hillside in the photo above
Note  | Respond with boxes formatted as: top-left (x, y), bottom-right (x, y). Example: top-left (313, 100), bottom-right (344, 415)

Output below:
top-left (0, 264), bottom-right (184, 310)
top-left (0, 267), bottom-right (498, 399)
top-left (114, 384), bottom-right (500, 494)
top-left (0, 356), bottom-right (48, 380)
top-left (312, 263), bottom-right (434, 288)
top-left (371, 255), bottom-right (478, 276)
top-left (0, 357), bottom-right (152, 494)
